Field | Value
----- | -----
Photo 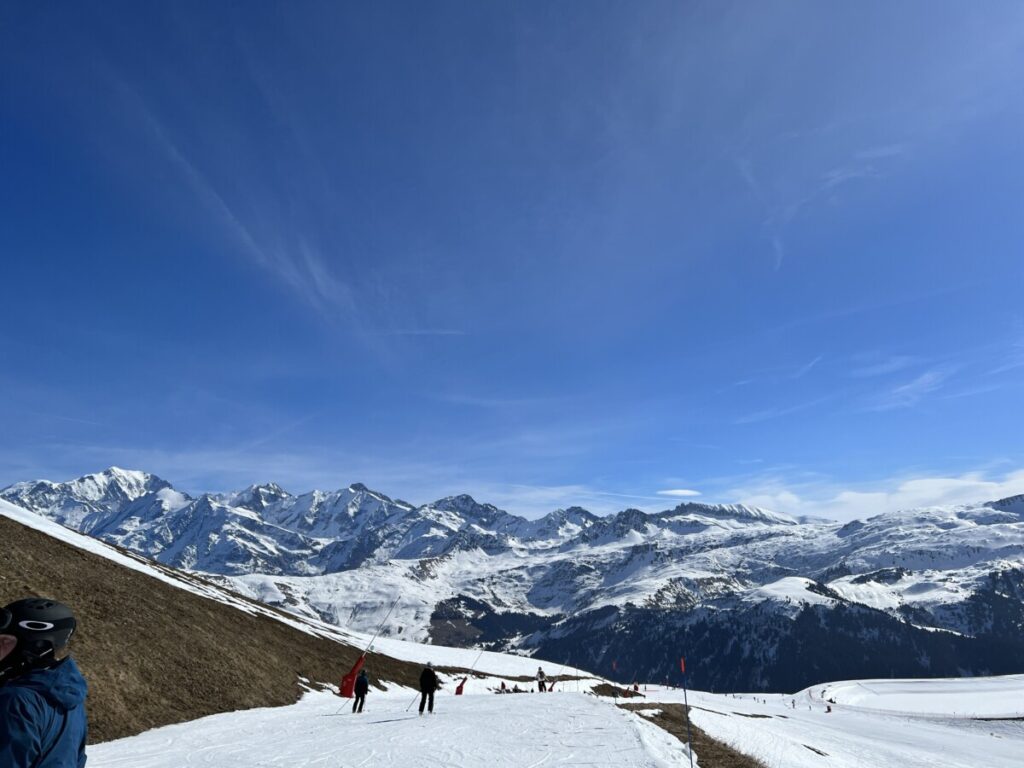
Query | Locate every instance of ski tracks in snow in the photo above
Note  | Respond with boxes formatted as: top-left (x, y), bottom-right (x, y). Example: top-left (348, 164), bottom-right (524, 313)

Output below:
top-left (645, 688), bottom-right (1024, 768)
top-left (88, 690), bottom-right (690, 768)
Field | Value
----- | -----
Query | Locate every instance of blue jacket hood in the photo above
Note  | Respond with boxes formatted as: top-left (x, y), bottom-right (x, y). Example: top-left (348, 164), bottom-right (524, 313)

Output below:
top-left (0, 656), bottom-right (88, 768)
top-left (13, 657), bottom-right (88, 712)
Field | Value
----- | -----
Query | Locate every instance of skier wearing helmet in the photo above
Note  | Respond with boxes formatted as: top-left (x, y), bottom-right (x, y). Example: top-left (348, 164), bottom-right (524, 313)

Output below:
top-left (0, 597), bottom-right (88, 768)
top-left (418, 662), bottom-right (439, 715)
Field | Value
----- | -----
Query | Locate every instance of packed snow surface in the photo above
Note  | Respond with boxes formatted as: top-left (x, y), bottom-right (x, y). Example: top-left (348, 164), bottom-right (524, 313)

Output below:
top-left (744, 577), bottom-right (835, 609)
top-left (642, 675), bottom-right (1024, 768)
top-left (87, 688), bottom-right (694, 768)
top-left (85, 675), bottom-right (1024, 768)
top-left (808, 674), bottom-right (1024, 717)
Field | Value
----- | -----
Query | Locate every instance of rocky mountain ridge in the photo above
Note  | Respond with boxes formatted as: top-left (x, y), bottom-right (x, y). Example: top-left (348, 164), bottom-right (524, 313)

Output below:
top-left (4, 467), bottom-right (1024, 690)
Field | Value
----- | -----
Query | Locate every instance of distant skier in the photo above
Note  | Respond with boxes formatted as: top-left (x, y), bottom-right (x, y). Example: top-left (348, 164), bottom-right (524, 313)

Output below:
top-left (0, 598), bottom-right (87, 768)
top-left (353, 669), bottom-right (369, 713)
top-left (536, 667), bottom-right (547, 692)
top-left (419, 662), bottom-right (438, 715)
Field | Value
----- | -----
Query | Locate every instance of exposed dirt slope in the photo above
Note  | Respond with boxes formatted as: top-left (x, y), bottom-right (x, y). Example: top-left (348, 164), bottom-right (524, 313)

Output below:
top-left (0, 515), bottom-right (426, 743)
top-left (592, 682), bottom-right (646, 698)
top-left (620, 702), bottom-right (768, 768)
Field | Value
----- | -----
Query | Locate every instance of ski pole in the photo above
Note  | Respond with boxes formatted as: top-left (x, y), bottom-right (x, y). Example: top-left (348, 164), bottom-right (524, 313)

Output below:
top-left (364, 596), bottom-right (400, 654)
top-left (457, 648), bottom-right (485, 695)
top-left (554, 654), bottom-right (571, 693)
top-left (405, 692), bottom-right (420, 712)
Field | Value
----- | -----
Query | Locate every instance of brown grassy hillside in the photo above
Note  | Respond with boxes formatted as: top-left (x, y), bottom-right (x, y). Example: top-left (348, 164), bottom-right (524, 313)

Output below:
top-left (0, 515), bottom-right (427, 743)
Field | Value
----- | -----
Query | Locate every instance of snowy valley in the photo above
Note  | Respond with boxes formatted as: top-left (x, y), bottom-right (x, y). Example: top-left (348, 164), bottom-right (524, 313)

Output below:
top-left (3, 467), bottom-right (1023, 692)
top-left (4, 491), bottom-right (1023, 768)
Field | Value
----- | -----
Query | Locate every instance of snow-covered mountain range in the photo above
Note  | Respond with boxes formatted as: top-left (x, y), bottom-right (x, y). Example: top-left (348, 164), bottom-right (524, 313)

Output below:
top-left (4, 467), bottom-right (1023, 690)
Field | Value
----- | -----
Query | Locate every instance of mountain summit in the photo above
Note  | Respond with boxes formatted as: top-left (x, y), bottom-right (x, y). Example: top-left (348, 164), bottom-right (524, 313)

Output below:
top-left (1, 467), bottom-right (171, 529)
top-left (3, 468), bottom-right (1023, 691)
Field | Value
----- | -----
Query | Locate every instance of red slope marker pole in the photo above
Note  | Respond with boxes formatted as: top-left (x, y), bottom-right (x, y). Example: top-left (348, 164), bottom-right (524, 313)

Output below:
top-left (456, 648), bottom-right (486, 695)
top-left (681, 656), bottom-right (694, 768)
top-left (338, 596), bottom-right (401, 709)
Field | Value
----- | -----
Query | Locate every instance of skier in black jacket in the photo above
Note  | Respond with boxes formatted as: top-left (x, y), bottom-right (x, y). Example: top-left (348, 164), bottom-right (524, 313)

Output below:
top-left (352, 669), bottom-right (369, 713)
top-left (418, 662), bottom-right (438, 715)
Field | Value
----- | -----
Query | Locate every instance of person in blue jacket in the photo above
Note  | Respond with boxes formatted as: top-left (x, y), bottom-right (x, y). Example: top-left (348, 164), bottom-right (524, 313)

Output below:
top-left (0, 598), bottom-right (88, 768)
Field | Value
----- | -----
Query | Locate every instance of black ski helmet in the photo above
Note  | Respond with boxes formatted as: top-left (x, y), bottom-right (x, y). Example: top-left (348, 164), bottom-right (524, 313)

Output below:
top-left (0, 598), bottom-right (77, 664)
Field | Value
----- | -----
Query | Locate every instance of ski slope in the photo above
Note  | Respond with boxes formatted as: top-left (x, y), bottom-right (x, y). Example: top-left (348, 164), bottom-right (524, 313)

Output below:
top-left (87, 688), bottom-right (694, 768)
top-left (642, 675), bottom-right (1024, 768)
top-left (809, 674), bottom-right (1024, 718)
top-left (84, 675), bottom-right (1024, 768)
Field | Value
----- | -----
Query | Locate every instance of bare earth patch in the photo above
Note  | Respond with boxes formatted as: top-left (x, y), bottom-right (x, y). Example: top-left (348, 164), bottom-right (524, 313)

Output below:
top-left (592, 682), bottom-right (646, 698)
top-left (620, 702), bottom-right (768, 768)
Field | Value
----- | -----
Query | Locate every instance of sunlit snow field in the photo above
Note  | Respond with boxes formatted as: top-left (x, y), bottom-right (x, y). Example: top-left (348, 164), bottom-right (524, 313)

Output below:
top-left (86, 674), bottom-right (1024, 768)
top-left (88, 688), bottom-right (691, 768)
top-left (643, 675), bottom-right (1024, 768)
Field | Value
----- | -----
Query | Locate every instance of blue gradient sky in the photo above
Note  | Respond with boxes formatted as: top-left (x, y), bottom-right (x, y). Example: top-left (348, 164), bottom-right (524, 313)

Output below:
top-left (2, 2), bottom-right (1023, 519)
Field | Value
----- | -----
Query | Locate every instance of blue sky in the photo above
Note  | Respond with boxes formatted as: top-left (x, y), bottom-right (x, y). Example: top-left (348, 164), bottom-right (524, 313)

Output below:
top-left (2, 1), bottom-right (1023, 519)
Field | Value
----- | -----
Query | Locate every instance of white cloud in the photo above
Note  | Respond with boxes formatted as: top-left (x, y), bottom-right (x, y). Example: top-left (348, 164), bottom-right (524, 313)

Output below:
top-left (727, 468), bottom-right (1024, 522)
top-left (657, 489), bottom-right (702, 498)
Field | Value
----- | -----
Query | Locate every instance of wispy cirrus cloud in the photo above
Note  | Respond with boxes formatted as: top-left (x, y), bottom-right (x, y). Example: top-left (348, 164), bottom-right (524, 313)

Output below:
top-left (124, 86), bottom-right (356, 321)
top-left (22, 411), bottom-right (105, 428)
top-left (988, 327), bottom-right (1024, 375)
top-left (738, 143), bottom-right (908, 271)
top-left (854, 144), bottom-right (907, 160)
top-left (720, 356), bottom-right (823, 391)
top-left (850, 354), bottom-right (919, 377)
top-left (867, 367), bottom-right (954, 410)
top-left (791, 355), bottom-right (823, 379)
top-left (436, 392), bottom-right (563, 410)
top-left (375, 329), bottom-right (467, 337)
top-left (657, 488), bottom-right (701, 498)
top-left (734, 395), bottom-right (833, 425)
top-left (820, 162), bottom-right (880, 191)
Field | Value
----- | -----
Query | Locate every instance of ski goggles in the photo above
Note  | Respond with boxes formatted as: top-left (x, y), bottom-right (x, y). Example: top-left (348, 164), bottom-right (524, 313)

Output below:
top-left (0, 607), bottom-right (11, 633)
